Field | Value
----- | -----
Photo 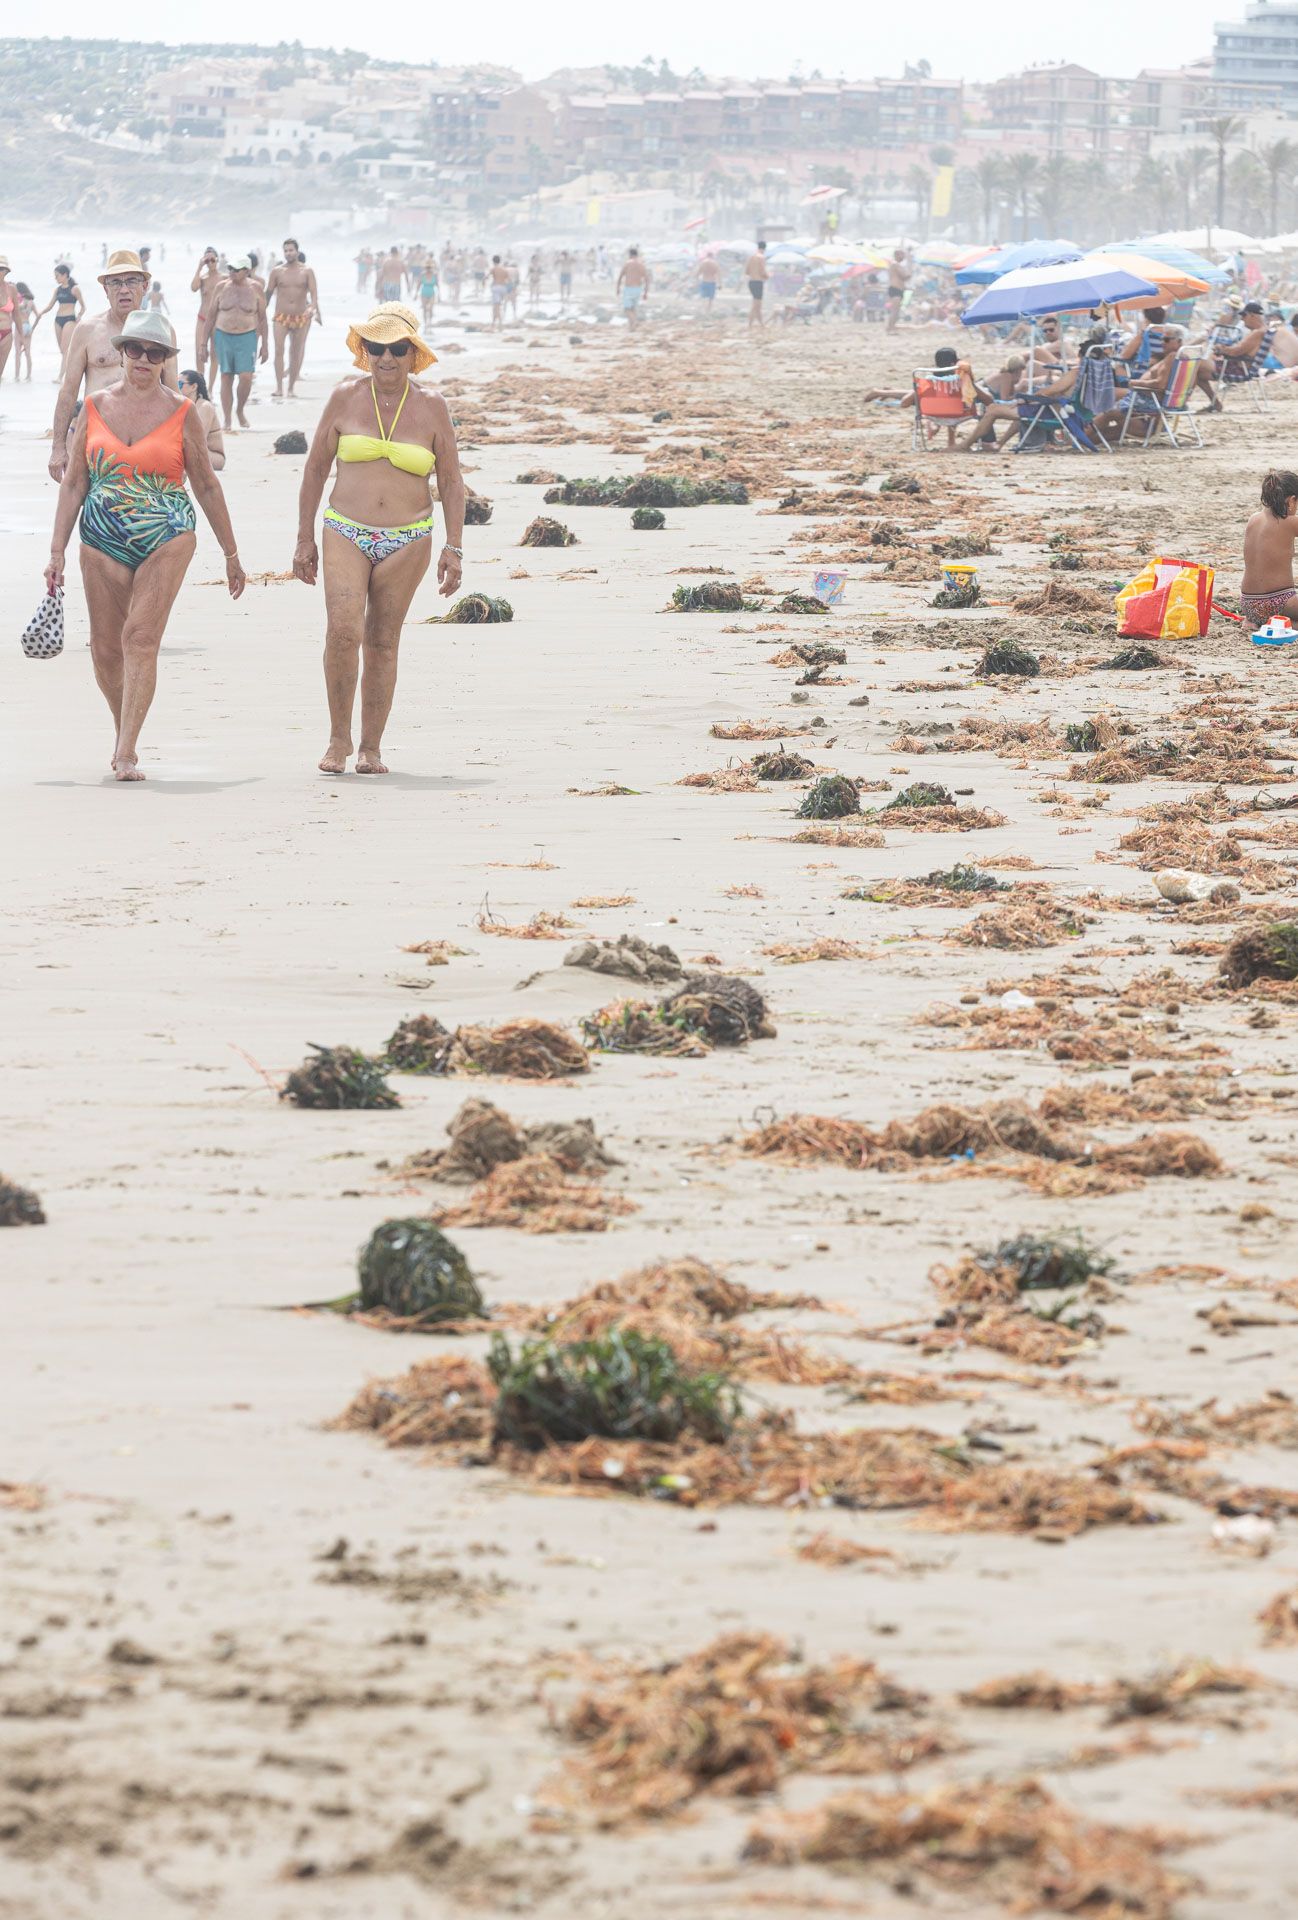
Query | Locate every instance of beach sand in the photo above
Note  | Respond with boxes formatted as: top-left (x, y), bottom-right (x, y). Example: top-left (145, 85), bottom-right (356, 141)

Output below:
top-left (4, 284), bottom-right (1298, 1918)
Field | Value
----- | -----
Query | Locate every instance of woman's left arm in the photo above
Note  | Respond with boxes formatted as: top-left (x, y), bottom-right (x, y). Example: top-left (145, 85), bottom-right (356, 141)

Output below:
top-left (183, 407), bottom-right (245, 599)
top-left (430, 394), bottom-right (464, 599)
top-left (46, 411), bottom-right (91, 593)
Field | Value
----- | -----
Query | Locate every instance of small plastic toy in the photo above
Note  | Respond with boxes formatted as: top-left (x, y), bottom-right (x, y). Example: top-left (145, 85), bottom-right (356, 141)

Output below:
top-left (1251, 616), bottom-right (1298, 647)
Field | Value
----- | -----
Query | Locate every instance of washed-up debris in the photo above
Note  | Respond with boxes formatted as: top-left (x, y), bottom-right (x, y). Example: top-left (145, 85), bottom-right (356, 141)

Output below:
top-left (631, 507), bottom-right (665, 529)
top-left (548, 1632), bottom-right (944, 1824)
top-left (399, 1098), bottom-right (616, 1185)
top-left (0, 1178), bottom-right (45, 1227)
top-left (565, 933), bottom-right (682, 983)
top-left (1218, 922), bottom-right (1298, 988)
top-left (384, 1014), bottom-right (451, 1073)
top-left (489, 1328), bottom-right (738, 1448)
top-left (768, 642), bottom-right (846, 668)
top-left (795, 775), bottom-right (860, 819)
top-left (776, 592), bottom-right (830, 615)
top-left (583, 973), bottom-right (774, 1055)
top-left (846, 863), bottom-right (1009, 906)
top-left (710, 720), bottom-right (813, 739)
top-left (1260, 1587), bottom-right (1298, 1645)
top-left (1011, 581), bottom-right (1109, 615)
top-left (671, 581), bottom-right (745, 612)
top-left (742, 1778), bottom-right (1192, 1917)
top-left (516, 468), bottom-right (562, 484)
top-left (885, 781), bottom-right (954, 809)
top-left (280, 1045), bottom-right (400, 1110)
top-left (678, 764), bottom-right (759, 792)
top-left (931, 580), bottom-right (981, 610)
top-left (433, 1153), bottom-right (635, 1234)
top-left (463, 486), bottom-right (493, 525)
top-left (957, 896), bottom-right (1091, 950)
top-left (1098, 645), bottom-right (1168, 670)
top-left (401, 938), bottom-right (470, 967)
top-left (762, 937), bottom-right (870, 964)
top-left (751, 748), bottom-right (815, 781)
top-left (789, 822), bottom-right (886, 847)
top-left (357, 1220), bottom-right (487, 1324)
top-left (545, 474), bottom-right (747, 507)
top-left (440, 1019), bottom-right (589, 1079)
top-left (978, 638), bottom-right (1039, 677)
top-left (961, 1657), bottom-right (1265, 1724)
top-left (478, 908), bottom-right (573, 940)
top-left (434, 594), bottom-right (513, 623)
top-left (272, 430), bottom-right (307, 454)
top-left (1136, 1392), bottom-right (1298, 1451)
top-left (521, 517), bottom-right (576, 547)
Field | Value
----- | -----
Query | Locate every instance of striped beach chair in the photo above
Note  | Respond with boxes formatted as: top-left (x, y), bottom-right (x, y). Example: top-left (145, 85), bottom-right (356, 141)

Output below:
top-left (1118, 356), bottom-right (1204, 449)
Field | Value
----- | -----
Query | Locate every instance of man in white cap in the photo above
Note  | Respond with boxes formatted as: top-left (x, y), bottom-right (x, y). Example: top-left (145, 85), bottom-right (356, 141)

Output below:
top-left (210, 254), bottom-right (267, 431)
top-left (50, 248), bottom-right (174, 482)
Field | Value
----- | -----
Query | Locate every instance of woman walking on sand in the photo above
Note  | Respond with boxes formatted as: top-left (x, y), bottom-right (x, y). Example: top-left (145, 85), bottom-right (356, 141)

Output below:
top-left (292, 302), bottom-right (465, 776)
top-left (39, 264), bottom-right (85, 372)
top-left (45, 310), bottom-right (245, 782)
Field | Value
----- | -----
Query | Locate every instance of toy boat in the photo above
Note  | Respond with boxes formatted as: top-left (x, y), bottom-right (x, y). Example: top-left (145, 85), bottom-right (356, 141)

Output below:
top-left (1252, 617), bottom-right (1298, 646)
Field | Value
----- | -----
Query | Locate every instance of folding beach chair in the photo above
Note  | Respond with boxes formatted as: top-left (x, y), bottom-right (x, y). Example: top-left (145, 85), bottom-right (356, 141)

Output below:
top-left (1220, 325), bottom-right (1276, 412)
top-left (910, 367), bottom-right (978, 450)
top-left (1119, 356), bottom-right (1205, 449)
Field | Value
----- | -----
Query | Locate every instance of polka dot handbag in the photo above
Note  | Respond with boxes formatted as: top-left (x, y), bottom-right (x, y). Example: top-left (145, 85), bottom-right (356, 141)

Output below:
top-left (21, 589), bottom-right (64, 661)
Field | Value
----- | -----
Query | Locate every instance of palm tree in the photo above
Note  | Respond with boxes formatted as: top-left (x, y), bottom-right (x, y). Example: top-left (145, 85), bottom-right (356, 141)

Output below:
top-left (972, 154), bottom-right (1007, 240)
top-left (1207, 115), bottom-right (1246, 230)
top-left (1228, 150), bottom-right (1265, 231)
top-left (1005, 152), bottom-right (1040, 241)
top-left (1259, 137), bottom-right (1298, 235)
top-left (1132, 154), bottom-right (1174, 233)
top-left (1171, 145), bottom-right (1210, 227)
top-left (1034, 154), bottom-right (1077, 234)
top-left (905, 162), bottom-right (931, 238)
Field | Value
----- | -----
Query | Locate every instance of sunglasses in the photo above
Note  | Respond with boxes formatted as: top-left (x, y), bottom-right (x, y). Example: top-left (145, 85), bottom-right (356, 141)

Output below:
top-left (122, 342), bottom-right (170, 365)
top-left (362, 338), bottom-right (411, 358)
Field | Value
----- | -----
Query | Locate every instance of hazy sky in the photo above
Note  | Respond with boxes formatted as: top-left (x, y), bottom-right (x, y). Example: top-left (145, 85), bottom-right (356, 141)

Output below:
top-left (43, 6), bottom-right (1232, 87)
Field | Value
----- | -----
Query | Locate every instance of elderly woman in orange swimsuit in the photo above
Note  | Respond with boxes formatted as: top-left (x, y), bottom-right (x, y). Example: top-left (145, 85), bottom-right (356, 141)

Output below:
top-left (293, 302), bottom-right (464, 775)
top-left (45, 309), bottom-right (245, 782)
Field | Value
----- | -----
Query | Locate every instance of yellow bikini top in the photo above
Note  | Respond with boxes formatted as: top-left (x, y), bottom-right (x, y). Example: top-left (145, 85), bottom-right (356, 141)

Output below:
top-left (336, 381), bottom-right (435, 477)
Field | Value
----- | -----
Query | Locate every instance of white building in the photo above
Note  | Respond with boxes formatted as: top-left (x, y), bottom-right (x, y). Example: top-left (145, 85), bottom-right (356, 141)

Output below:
top-left (223, 117), bottom-right (356, 169)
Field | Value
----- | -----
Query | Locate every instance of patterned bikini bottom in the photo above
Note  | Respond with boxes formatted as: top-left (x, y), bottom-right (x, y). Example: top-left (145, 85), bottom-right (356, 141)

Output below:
top-left (323, 507), bottom-right (434, 566)
top-left (1240, 587), bottom-right (1298, 621)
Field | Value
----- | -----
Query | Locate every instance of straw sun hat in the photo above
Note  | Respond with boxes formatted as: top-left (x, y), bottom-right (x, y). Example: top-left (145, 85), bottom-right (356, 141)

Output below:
top-left (346, 301), bottom-right (437, 372)
top-left (98, 249), bottom-right (148, 285)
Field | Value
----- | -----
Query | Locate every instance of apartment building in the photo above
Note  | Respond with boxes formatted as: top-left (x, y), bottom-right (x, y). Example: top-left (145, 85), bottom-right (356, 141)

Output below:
top-left (1214, 1), bottom-right (1298, 108)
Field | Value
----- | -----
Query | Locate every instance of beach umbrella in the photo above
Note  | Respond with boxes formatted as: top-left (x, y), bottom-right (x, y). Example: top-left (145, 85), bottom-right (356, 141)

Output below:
top-left (950, 243), bottom-right (997, 270)
top-left (955, 237), bottom-right (1083, 287)
top-left (765, 243), bottom-right (808, 263)
top-left (682, 216), bottom-right (708, 232)
top-left (960, 259), bottom-right (1160, 325)
top-left (915, 239), bottom-right (965, 265)
top-left (808, 241), bottom-right (888, 267)
top-left (1147, 226), bottom-right (1257, 252)
top-left (1082, 252), bottom-right (1208, 305)
top-left (801, 184), bottom-right (847, 205)
top-left (1101, 239), bottom-right (1228, 284)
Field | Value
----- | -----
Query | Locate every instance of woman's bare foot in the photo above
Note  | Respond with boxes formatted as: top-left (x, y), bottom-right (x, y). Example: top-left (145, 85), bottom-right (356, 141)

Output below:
top-left (356, 748), bottom-right (389, 774)
top-left (113, 754), bottom-right (144, 782)
top-left (319, 738), bottom-right (352, 774)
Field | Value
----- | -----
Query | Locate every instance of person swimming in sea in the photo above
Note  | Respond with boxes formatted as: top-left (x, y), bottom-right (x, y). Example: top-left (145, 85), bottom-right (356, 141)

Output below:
top-left (1241, 468), bottom-right (1298, 625)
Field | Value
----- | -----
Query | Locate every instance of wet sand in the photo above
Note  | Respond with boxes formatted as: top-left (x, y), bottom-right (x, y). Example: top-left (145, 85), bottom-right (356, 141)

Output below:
top-left (4, 293), bottom-right (1298, 1919)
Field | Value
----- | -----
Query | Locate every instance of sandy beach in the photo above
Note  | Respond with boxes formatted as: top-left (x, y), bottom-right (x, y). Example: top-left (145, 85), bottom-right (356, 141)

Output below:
top-left (5, 266), bottom-right (1298, 1920)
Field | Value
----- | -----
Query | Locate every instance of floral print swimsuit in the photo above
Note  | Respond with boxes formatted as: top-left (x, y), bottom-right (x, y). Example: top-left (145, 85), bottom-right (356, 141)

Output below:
top-left (80, 395), bottom-right (196, 571)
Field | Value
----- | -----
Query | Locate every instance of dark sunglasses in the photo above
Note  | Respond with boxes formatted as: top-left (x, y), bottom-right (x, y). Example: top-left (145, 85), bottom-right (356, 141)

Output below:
top-left (362, 338), bottom-right (411, 358)
top-left (122, 342), bottom-right (170, 364)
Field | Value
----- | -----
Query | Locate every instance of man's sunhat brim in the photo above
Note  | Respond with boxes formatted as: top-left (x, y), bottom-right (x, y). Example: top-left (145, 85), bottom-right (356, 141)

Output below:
top-left (99, 251), bottom-right (148, 286)
top-left (346, 302), bottom-right (437, 372)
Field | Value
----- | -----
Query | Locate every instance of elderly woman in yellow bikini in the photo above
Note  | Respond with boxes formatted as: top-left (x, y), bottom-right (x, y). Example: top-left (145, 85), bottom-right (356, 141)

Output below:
top-left (293, 302), bottom-right (465, 774)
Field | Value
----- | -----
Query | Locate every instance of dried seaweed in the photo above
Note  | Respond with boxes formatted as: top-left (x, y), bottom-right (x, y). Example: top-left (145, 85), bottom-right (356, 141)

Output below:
top-left (280, 1044), bottom-right (399, 1110)
top-left (520, 516), bottom-right (577, 547)
top-left (743, 1777), bottom-right (1192, 1916)
top-left (710, 719), bottom-right (813, 740)
top-left (584, 973), bottom-right (773, 1054)
top-left (435, 594), bottom-right (513, 624)
top-left (383, 1014), bottom-right (451, 1074)
top-left (549, 1632), bottom-right (941, 1824)
top-left (564, 934), bottom-right (682, 983)
top-left (761, 937), bottom-right (870, 964)
top-left (1260, 1587), bottom-right (1298, 1646)
top-left (433, 1153), bottom-right (635, 1234)
top-left (400, 1099), bottom-right (615, 1185)
top-left (1012, 581), bottom-right (1109, 615)
top-left (0, 1178), bottom-right (45, 1227)
top-left (957, 897), bottom-right (1090, 950)
top-left (1219, 922), bottom-right (1298, 988)
top-left (546, 474), bottom-right (747, 507)
top-left (441, 1019), bottom-right (589, 1079)
top-left (751, 748), bottom-right (815, 781)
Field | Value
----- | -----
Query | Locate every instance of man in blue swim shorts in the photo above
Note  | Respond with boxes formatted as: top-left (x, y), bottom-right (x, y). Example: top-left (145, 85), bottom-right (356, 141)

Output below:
top-left (616, 246), bottom-right (651, 327)
top-left (211, 254), bottom-right (267, 430)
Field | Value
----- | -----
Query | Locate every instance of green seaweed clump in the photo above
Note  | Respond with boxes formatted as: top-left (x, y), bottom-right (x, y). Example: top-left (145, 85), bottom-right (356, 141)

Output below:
top-left (544, 474), bottom-right (747, 508)
top-left (880, 473), bottom-right (921, 495)
top-left (978, 1232), bottom-right (1117, 1291)
top-left (922, 863), bottom-right (1010, 893)
top-left (671, 581), bottom-right (745, 612)
top-left (751, 748), bottom-right (816, 781)
top-left (384, 1014), bottom-right (452, 1074)
top-left (436, 594), bottom-right (514, 624)
top-left (885, 782), bottom-right (955, 810)
top-left (777, 592), bottom-right (830, 615)
top-left (280, 1045), bottom-right (400, 1110)
top-left (1098, 644), bottom-right (1166, 671)
top-left (1063, 721), bottom-right (1102, 752)
top-left (631, 506), bottom-right (665, 529)
top-left (795, 775), bottom-right (861, 820)
top-left (1049, 549), bottom-right (1084, 571)
top-left (488, 1328), bottom-right (739, 1449)
top-left (978, 638), bottom-right (1039, 677)
top-left (931, 581), bottom-right (982, 610)
top-left (0, 1177), bottom-right (45, 1227)
top-left (1218, 921), bottom-right (1298, 989)
top-left (520, 516), bottom-right (577, 547)
top-left (358, 1219), bottom-right (487, 1323)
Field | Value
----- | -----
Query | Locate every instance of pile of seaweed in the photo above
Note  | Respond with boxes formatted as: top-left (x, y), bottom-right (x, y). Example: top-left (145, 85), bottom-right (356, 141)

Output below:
top-left (545, 475), bottom-right (748, 508)
top-left (520, 517), bottom-right (576, 547)
top-left (434, 594), bottom-right (514, 625)
top-left (280, 1044), bottom-right (400, 1110)
top-left (1219, 921), bottom-right (1298, 988)
top-left (564, 933), bottom-right (683, 983)
top-left (925, 1233), bottom-right (1115, 1367)
top-left (433, 1154), bottom-right (636, 1234)
top-left (434, 1019), bottom-right (589, 1079)
top-left (463, 487), bottom-right (493, 525)
top-left (0, 1177), bottom-right (45, 1227)
top-left (671, 581), bottom-right (746, 612)
top-left (582, 973), bottom-right (775, 1056)
top-left (399, 1097), bottom-right (617, 1184)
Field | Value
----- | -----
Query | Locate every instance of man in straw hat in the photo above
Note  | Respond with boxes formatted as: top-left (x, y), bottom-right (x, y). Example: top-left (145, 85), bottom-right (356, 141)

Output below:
top-left (292, 303), bottom-right (465, 775)
top-left (51, 249), bottom-right (175, 483)
top-left (210, 255), bottom-right (268, 431)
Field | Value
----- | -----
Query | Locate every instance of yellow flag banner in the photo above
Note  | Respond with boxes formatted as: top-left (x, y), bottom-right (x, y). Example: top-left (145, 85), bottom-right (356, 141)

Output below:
top-left (930, 166), bottom-right (954, 220)
top-left (586, 197), bottom-right (601, 227)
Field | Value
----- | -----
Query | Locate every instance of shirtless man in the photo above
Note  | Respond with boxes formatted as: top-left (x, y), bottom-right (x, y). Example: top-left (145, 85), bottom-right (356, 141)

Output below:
top-left (50, 248), bottom-right (174, 481)
top-left (744, 240), bottom-right (768, 328)
top-left (488, 255), bottom-right (510, 331)
top-left (190, 245), bottom-right (222, 367)
top-left (375, 247), bottom-right (403, 302)
top-left (886, 248), bottom-right (911, 333)
top-left (266, 237), bottom-right (321, 398)
top-left (210, 255), bottom-right (268, 431)
top-left (615, 247), bottom-right (651, 327)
